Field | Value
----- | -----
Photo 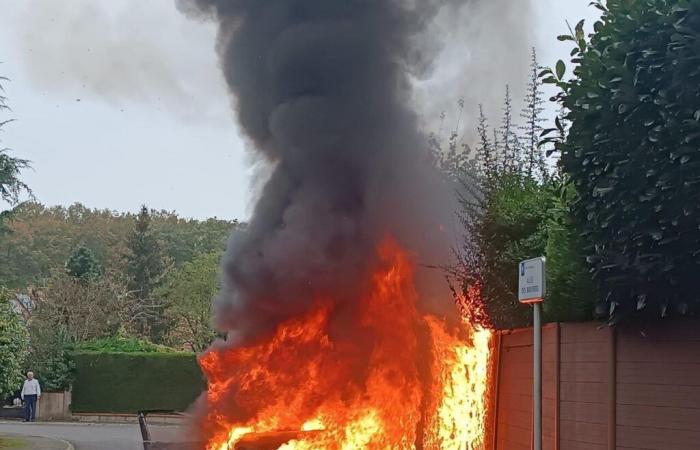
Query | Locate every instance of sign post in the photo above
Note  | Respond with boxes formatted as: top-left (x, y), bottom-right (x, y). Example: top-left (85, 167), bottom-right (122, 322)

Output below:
top-left (519, 257), bottom-right (546, 450)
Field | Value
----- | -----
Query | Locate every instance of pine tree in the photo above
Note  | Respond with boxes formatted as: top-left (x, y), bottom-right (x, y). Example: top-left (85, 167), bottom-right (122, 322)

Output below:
top-left (520, 47), bottom-right (548, 180)
top-left (65, 245), bottom-right (102, 281)
top-left (125, 205), bottom-right (167, 341)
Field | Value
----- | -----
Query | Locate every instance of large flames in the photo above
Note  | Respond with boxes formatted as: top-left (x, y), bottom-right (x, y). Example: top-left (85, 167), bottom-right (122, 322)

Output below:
top-left (197, 238), bottom-right (493, 450)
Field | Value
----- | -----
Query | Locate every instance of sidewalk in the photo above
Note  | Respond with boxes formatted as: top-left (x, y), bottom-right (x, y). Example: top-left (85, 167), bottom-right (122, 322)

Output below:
top-left (0, 433), bottom-right (73, 450)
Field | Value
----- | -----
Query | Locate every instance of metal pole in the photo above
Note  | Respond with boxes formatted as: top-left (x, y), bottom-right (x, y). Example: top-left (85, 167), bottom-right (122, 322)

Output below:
top-left (533, 302), bottom-right (542, 450)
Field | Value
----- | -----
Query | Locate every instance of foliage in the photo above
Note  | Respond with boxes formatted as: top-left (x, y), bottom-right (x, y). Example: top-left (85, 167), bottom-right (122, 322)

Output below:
top-left (126, 206), bottom-right (167, 299)
top-left (468, 173), bottom-right (553, 328)
top-left (442, 47), bottom-right (600, 328)
top-left (125, 205), bottom-right (169, 342)
top-left (0, 150), bottom-right (31, 210)
top-left (0, 202), bottom-right (236, 290)
top-left (542, 1), bottom-right (700, 323)
top-left (0, 288), bottom-right (29, 395)
top-left (441, 49), bottom-right (561, 329)
top-left (158, 251), bottom-right (221, 352)
top-left (544, 181), bottom-right (596, 321)
top-left (0, 73), bottom-right (31, 235)
top-left (65, 244), bottom-right (102, 281)
top-left (75, 335), bottom-right (177, 354)
top-left (520, 48), bottom-right (549, 180)
top-left (25, 326), bottom-right (73, 392)
top-left (71, 352), bottom-right (204, 413)
top-left (28, 273), bottom-right (131, 343)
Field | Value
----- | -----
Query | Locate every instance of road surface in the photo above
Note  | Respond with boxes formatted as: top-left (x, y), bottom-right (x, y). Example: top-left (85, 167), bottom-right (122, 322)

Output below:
top-left (0, 421), bottom-right (187, 450)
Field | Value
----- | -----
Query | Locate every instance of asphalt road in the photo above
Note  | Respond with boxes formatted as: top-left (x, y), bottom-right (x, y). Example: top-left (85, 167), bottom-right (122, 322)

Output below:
top-left (0, 421), bottom-right (187, 450)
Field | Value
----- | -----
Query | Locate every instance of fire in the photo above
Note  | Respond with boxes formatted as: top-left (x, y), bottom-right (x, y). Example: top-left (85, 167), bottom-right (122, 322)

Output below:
top-left (198, 238), bottom-right (493, 450)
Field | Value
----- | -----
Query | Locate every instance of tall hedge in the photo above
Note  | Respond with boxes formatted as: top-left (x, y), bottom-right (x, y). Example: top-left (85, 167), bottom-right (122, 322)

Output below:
top-left (71, 352), bottom-right (205, 413)
top-left (543, 0), bottom-right (700, 324)
top-left (544, 182), bottom-right (596, 322)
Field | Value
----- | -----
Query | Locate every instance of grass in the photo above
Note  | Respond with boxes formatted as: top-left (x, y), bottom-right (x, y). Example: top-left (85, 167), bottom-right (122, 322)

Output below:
top-left (0, 436), bottom-right (27, 450)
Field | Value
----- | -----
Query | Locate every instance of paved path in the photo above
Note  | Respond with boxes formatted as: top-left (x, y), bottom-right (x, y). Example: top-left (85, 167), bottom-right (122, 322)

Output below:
top-left (0, 422), bottom-right (186, 450)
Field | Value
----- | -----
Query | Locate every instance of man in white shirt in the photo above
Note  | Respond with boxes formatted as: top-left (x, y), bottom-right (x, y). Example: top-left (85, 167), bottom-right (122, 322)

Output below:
top-left (21, 371), bottom-right (41, 422)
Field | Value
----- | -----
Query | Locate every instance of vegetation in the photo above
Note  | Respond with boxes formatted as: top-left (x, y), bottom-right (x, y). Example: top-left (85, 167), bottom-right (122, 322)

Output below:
top-left (542, 1), bottom-right (700, 324)
top-left (438, 49), bottom-right (590, 329)
top-left (0, 289), bottom-right (28, 396)
top-left (0, 74), bottom-right (31, 218)
top-left (0, 202), bottom-right (236, 290)
top-left (158, 251), bottom-right (222, 352)
top-left (65, 244), bottom-right (102, 281)
top-left (126, 205), bottom-right (169, 342)
top-left (71, 352), bottom-right (204, 413)
top-left (0, 199), bottom-right (237, 393)
top-left (74, 335), bottom-right (178, 354)
top-left (0, 436), bottom-right (28, 450)
top-left (0, 74), bottom-right (31, 396)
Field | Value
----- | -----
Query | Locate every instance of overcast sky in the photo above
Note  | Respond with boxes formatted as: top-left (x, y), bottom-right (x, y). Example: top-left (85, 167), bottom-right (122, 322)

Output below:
top-left (0, 1), bottom-right (598, 221)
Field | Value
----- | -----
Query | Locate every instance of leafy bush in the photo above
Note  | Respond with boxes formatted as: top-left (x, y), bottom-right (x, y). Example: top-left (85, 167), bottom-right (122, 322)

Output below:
top-left (476, 173), bottom-right (553, 328)
top-left (544, 182), bottom-right (595, 322)
top-left (0, 289), bottom-right (29, 395)
top-left (71, 352), bottom-right (204, 413)
top-left (542, 1), bottom-right (700, 323)
top-left (26, 326), bottom-right (74, 392)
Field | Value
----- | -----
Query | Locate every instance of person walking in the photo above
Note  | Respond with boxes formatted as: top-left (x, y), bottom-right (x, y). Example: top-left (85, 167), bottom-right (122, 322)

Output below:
top-left (21, 371), bottom-right (41, 422)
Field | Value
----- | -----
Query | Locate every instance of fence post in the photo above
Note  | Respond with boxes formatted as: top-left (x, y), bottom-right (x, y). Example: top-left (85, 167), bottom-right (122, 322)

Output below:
top-left (607, 326), bottom-right (617, 450)
top-left (490, 332), bottom-right (502, 450)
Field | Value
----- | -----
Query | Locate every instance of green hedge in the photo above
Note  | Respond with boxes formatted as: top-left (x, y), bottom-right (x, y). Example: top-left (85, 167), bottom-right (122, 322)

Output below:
top-left (71, 352), bottom-right (205, 413)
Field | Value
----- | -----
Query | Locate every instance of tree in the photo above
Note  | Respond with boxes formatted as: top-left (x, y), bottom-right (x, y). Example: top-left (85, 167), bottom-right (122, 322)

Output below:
top-left (0, 71), bottom-right (31, 234)
top-left (541, 1), bottom-right (700, 324)
top-left (29, 273), bottom-right (130, 343)
top-left (158, 251), bottom-right (221, 352)
top-left (65, 244), bottom-right (102, 281)
top-left (0, 288), bottom-right (29, 396)
top-left (0, 201), bottom-right (237, 290)
top-left (125, 205), bottom-right (168, 341)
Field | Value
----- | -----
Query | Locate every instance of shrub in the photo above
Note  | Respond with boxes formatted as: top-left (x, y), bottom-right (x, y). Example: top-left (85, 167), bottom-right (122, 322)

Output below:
top-left (71, 352), bottom-right (204, 413)
top-left (544, 182), bottom-right (596, 322)
top-left (26, 326), bottom-right (74, 392)
top-left (477, 173), bottom-right (553, 328)
top-left (542, 1), bottom-right (700, 323)
top-left (0, 289), bottom-right (28, 396)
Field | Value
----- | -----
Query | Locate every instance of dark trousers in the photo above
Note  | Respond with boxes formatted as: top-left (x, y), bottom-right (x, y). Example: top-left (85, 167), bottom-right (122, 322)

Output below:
top-left (24, 394), bottom-right (37, 421)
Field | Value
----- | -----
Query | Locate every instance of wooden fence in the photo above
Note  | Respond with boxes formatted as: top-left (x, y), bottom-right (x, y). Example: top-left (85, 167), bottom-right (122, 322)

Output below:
top-left (491, 319), bottom-right (700, 450)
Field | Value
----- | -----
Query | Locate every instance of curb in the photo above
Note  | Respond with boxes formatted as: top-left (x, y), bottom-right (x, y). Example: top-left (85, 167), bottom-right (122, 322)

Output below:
top-left (57, 437), bottom-right (75, 450)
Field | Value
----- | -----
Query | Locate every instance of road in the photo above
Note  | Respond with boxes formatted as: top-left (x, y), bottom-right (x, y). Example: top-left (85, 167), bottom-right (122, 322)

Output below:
top-left (0, 421), bottom-right (188, 450)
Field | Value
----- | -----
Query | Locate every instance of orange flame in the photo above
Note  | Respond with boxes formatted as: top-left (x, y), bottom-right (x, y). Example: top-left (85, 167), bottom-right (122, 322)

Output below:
top-left (198, 238), bottom-right (493, 449)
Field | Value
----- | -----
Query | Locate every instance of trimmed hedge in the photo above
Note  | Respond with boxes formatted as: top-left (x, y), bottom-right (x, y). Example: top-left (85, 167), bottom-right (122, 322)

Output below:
top-left (71, 352), bottom-right (205, 413)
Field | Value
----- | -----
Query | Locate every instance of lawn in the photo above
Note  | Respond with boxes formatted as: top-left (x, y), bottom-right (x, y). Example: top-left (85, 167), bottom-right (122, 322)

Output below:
top-left (0, 436), bottom-right (27, 450)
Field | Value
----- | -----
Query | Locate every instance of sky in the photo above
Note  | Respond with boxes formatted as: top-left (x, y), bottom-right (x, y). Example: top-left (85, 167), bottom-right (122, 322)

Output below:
top-left (0, 1), bottom-right (598, 221)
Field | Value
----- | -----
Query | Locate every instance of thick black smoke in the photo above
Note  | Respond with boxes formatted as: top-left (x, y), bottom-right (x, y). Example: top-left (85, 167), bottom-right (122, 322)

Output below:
top-left (178, 0), bottom-right (463, 340)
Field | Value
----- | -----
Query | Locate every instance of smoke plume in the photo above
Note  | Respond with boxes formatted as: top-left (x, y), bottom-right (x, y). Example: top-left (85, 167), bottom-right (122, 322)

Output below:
top-left (5, 0), bottom-right (226, 123)
top-left (177, 0), bottom-right (485, 340)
